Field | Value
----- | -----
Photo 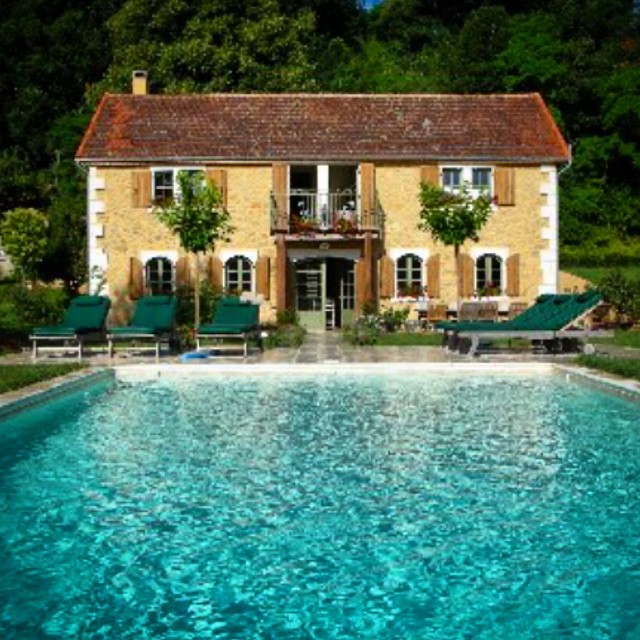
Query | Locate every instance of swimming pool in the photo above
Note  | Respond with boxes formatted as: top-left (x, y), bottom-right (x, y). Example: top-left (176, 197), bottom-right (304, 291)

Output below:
top-left (1, 371), bottom-right (639, 639)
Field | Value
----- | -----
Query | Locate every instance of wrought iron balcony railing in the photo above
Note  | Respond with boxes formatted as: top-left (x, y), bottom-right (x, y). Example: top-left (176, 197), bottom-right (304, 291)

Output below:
top-left (270, 189), bottom-right (384, 235)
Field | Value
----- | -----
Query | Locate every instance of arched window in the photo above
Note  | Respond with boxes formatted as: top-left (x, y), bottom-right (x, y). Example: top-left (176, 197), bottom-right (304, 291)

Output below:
top-left (145, 257), bottom-right (174, 294)
top-left (475, 253), bottom-right (503, 295)
top-left (225, 255), bottom-right (254, 294)
top-left (396, 253), bottom-right (423, 297)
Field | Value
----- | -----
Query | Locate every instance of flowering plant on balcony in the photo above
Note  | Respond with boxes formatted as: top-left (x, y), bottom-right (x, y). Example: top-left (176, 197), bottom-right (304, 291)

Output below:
top-left (334, 216), bottom-right (356, 234)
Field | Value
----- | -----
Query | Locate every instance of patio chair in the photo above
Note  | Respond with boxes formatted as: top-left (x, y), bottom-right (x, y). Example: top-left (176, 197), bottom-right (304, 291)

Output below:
top-left (107, 295), bottom-right (177, 362)
top-left (31, 295), bottom-right (111, 361)
top-left (196, 297), bottom-right (262, 357)
top-left (444, 291), bottom-right (610, 356)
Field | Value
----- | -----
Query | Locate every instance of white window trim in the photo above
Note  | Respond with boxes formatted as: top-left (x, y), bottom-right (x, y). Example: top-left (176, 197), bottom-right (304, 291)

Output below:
top-left (151, 167), bottom-right (204, 203)
top-left (440, 165), bottom-right (494, 199)
top-left (390, 248), bottom-right (429, 300)
top-left (471, 247), bottom-right (509, 299)
top-left (140, 251), bottom-right (179, 293)
top-left (221, 250), bottom-right (257, 294)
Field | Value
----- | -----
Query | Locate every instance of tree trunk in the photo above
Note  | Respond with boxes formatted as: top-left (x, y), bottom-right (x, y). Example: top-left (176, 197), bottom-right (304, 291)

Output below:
top-left (454, 244), bottom-right (460, 315)
top-left (194, 253), bottom-right (201, 327)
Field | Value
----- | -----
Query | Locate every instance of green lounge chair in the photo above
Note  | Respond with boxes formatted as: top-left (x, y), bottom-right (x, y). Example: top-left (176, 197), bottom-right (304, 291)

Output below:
top-left (107, 295), bottom-right (177, 361)
top-left (442, 291), bottom-right (609, 356)
top-left (196, 297), bottom-right (262, 358)
top-left (31, 295), bottom-right (111, 360)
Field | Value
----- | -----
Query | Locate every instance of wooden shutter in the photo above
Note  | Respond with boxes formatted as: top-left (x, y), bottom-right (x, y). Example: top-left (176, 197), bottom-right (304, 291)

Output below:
top-left (176, 256), bottom-right (191, 290)
top-left (420, 164), bottom-right (439, 186)
top-left (208, 256), bottom-right (223, 290)
top-left (457, 253), bottom-right (474, 298)
top-left (359, 163), bottom-right (376, 227)
top-left (506, 253), bottom-right (520, 297)
top-left (129, 257), bottom-right (144, 300)
top-left (494, 167), bottom-right (515, 206)
top-left (256, 255), bottom-right (271, 300)
top-left (272, 163), bottom-right (288, 229)
top-left (355, 258), bottom-right (369, 313)
top-left (379, 255), bottom-right (395, 299)
top-left (132, 171), bottom-right (151, 208)
top-left (285, 259), bottom-right (295, 310)
top-left (206, 169), bottom-right (228, 208)
top-left (427, 254), bottom-right (441, 299)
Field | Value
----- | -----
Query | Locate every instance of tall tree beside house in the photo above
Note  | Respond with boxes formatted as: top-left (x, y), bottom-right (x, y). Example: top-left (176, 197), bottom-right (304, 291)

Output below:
top-left (93, 0), bottom-right (318, 96)
top-left (154, 171), bottom-right (232, 327)
top-left (417, 182), bottom-right (492, 309)
top-left (0, 208), bottom-right (49, 285)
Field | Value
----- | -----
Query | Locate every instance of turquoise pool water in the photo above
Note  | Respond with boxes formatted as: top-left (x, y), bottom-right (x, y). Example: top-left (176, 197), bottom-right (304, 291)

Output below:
top-left (0, 373), bottom-right (639, 639)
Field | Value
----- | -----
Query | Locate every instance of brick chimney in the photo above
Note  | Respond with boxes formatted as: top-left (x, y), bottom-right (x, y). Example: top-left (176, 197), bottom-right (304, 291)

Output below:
top-left (132, 70), bottom-right (148, 95)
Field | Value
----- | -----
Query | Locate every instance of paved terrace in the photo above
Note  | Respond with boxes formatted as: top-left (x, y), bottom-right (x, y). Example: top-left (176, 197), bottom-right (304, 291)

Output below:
top-left (1, 330), bottom-right (596, 366)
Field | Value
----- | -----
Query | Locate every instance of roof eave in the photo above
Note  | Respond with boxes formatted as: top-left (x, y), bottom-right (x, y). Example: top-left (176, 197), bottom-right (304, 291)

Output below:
top-left (76, 153), bottom-right (571, 166)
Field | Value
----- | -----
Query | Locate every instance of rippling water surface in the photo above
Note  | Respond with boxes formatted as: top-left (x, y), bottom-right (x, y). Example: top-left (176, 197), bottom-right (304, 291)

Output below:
top-left (1, 374), bottom-right (639, 639)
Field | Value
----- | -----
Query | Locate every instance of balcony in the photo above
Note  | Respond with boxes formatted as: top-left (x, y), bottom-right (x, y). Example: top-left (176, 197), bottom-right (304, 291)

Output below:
top-left (270, 189), bottom-right (384, 236)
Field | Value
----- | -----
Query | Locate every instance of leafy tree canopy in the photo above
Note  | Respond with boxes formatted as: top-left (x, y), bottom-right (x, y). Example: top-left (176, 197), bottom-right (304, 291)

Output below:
top-left (0, 208), bottom-right (49, 282)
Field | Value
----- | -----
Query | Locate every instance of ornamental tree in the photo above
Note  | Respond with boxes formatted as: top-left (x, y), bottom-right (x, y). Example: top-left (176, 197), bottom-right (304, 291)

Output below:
top-left (0, 207), bottom-right (49, 284)
top-left (154, 171), bottom-right (232, 326)
top-left (417, 182), bottom-right (492, 308)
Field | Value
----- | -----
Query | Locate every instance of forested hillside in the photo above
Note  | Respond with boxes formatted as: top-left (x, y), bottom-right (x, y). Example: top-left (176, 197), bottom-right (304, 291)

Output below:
top-left (1, 0), bottom-right (638, 287)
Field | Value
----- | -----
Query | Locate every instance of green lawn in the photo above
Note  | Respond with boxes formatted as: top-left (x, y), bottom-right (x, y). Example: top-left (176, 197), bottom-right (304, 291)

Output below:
top-left (373, 332), bottom-right (443, 346)
top-left (0, 363), bottom-right (86, 394)
top-left (575, 355), bottom-right (640, 383)
top-left (563, 265), bottom-right (640, 284)
top-left (592, 328), bottom-right (640, 348)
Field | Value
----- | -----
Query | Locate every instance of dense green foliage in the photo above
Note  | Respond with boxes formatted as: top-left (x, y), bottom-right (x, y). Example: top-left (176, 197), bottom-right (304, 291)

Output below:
top-left (0, 283), bottom-right (69, 347)
top-left (0, 0), bottom-right (638, 286)
top-left (418, 183), bottom-right (492, 250)
top-left (0, 208), bottom-right (49, 281)
top-left (0, 363), bottom-right (86, 394)
top-left (575, 355), bottom-right (640, 383)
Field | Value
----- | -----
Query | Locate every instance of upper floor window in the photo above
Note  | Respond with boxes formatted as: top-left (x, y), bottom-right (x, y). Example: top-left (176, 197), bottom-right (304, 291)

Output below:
top-left (152, 169), bottom-right (204, 205)
top-left (153, 170), bottom-right (174, 204)
top-left (225, 255), bottom-right (254, 294)
top-left (475, 253), bottom-right (503, 295)
top-left (396, 253), bottom-right (424, 297)
top-left (441, 166), bottom-right (493, 197)
top-left (145, 256), bottom-right (174, 294)
top-left (472, 168), bottom-right (491, 194)
top-left (442, 168), bottom-right (462, 192)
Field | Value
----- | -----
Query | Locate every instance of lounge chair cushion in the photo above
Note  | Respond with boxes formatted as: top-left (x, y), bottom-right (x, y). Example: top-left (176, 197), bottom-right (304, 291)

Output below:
top-left (33, 295), bottom-right (111, 336)
top-left (114, 295), bottom-right (177, 334)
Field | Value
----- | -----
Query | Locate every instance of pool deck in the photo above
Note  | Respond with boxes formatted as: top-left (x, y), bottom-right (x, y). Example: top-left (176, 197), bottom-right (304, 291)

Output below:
top-left (2, 330), bottom-right (640, 412)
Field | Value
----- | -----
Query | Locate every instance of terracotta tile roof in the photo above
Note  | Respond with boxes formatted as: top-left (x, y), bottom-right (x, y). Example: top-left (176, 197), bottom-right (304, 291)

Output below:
top-left (76, 93), bottom-right (569, 164)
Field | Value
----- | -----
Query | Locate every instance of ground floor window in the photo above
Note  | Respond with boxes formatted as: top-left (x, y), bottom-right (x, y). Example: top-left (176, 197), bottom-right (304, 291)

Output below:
top-left (145, 256), bottom-right (174, 294)
top-left (475, 253), bottom-right (503, 295)
top-left (396, 253), bottom-right (424, 297)
top-left (225, 255), bottom-right (254, 294)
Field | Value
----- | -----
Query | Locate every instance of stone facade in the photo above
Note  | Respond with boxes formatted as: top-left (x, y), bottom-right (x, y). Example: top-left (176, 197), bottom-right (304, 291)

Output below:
top-left (89, 160), bottom-right (558, 326)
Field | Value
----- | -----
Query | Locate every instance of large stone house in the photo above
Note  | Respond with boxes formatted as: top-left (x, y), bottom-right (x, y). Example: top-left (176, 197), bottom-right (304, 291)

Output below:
top-left (76, 71), bottom-right (569, 329)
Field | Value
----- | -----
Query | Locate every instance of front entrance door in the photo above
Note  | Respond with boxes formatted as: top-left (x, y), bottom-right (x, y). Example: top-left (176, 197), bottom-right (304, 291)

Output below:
top-left (295, 258), bottom-right (355, 330)
top-left (295, 259), bottom-right (325, 330)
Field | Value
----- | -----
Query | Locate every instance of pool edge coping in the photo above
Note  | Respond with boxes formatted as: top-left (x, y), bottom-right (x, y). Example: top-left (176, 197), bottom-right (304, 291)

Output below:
top-left (1, 361), bottom-right (640, 419)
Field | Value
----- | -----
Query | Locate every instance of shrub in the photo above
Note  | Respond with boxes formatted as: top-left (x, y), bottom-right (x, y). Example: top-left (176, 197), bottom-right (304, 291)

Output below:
top-left (176, 281), bottom-right (221, 326)
top-left (343, 314), bottom-right (382, 345)
top-left (263, 323), bottom-right (306, 348)
top-left (597, 269), bottom-right (640, 323)
top-left (276, 308), bottom-right (299, 326)
top-left (380, 306), bottom-right (409, 332)
top-left (0, 284), bottom-right (69, 348)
